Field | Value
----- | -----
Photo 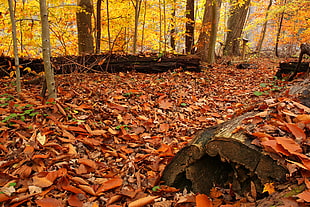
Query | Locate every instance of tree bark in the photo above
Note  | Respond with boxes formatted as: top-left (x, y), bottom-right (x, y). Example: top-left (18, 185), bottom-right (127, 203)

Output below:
top-left (196, 1), bottom-right (212, 61)
top-left (207, 0), bottom-right (222, 64)
top-left (256, 0), bottom-right (272, 54)
top-left (185, 0), bottom-right (194, 54)
top-left (77, 0), bottom-right (94, 55)
top-left (170, 0), bottom-right (176, 51)
top-left (223, 0), bottom-right (250, 56)
top-left (95, 0), bottom-right (102, 54)
top-left (161, 111), bottom-right (287, 195)
top-left (40, 0), bottom-right (56, 99)
top-left (8, 0), bottom-right (21, 93)
top-left (132, 0), bottom-right (143, 54)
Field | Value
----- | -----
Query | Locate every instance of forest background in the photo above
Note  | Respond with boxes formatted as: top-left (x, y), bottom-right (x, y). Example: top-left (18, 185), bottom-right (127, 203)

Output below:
top-left (0, 0), bottom-right (309, 61)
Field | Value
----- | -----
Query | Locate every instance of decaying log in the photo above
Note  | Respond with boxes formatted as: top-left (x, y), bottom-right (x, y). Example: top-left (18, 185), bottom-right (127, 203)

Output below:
top-left (275, 62), bottom-right (309, 79)
top-left (0, 54), bottom-right (201, 77)
top-left (161, 111), bottom-right (287, 195)
top-left (162, 79), bottom-right (310, 196)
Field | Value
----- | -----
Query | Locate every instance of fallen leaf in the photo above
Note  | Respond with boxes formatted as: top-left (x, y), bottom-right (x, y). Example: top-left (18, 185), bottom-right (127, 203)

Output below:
top-left (263, 183), bottom-right (275, 194)
top-left (96, 178), bottom-right (123, 194)
top-left (196, 194), bottom-right (212, 207)
top-left (35, 197), bottom-right (64, 207)
top-left (285, 123), bottom-right (306, 141)
top-left (128, 196), bottom-right (158, 207)
top-left (297, 189), bottom-right (310, 202)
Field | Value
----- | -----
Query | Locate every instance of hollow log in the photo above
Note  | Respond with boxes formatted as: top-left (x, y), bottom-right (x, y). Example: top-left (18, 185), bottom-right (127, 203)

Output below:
top-left (161, 111), bottom-right (287, 195)
top-left (162, 79), bottom-right (310, 196)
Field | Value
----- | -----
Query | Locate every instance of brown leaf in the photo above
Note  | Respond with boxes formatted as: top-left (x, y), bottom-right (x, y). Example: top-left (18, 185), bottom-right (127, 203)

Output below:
top-left (78, 158), bottom-right (98, 169)
top-left (275, 137), bottom-right (303, 154)
top-left (128, 196), bottom-right (158, 207)
top-left (35, 197), bottom-right (64, 207)
top-left (285, 123), bottom-right (306, 141)
top-left (297, 189), bottom-right (310, 202)
top-left (78, 185), bottom-right (96, 196)
top-left (196, 194), bottom-right (212, 207)
top-left (96, 178), bottom-right (123, 194)
top-left (62, 185), bottom-right (85, 194)
top-left (67, 194), bottom-right (84, 207)
top-left (32, 175), bottom-right (53, 188)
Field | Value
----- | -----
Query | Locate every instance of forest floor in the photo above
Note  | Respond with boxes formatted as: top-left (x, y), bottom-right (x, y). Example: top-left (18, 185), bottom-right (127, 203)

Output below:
top-left (0, 57), bottom-right (309, 207)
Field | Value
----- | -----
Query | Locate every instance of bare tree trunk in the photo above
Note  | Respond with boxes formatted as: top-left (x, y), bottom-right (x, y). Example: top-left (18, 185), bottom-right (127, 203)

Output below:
top-left (158, 0), bottom-right (162, 53)
top-left (207, 0), bottom-right (222, 64)
top-left (275, 0), bottom-right (286, 57)
top-left (76, 0), bottom-right (94, 55)
top-left (95, 0), bottom-right (102, 54)
top-left (140, 0), bottom-right (147, 53)
top-left (8, 0), bottom-right (21, 93)
top-left (40, 0), bottom-right (56, 99)
top-left (196, 1), bottom-right (212, 61)
top-left (256, 0), bottom-right (272, 54)
top-left (106, 0), bottom-right (112, 52)
top-left (223, 0), bottom-right (250, 56)
top-left (170, 0), bottom-right (176, 51)
top-left (185, 0), bottom-right (194, 54)
top-left (131, 0), bottom-right (143, 54)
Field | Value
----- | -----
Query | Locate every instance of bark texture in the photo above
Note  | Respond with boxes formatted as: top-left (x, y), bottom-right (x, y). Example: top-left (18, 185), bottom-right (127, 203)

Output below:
top-left (77, 0), bottom-right (94, 55)
top-left (223, 0), bottom-right (250, 56)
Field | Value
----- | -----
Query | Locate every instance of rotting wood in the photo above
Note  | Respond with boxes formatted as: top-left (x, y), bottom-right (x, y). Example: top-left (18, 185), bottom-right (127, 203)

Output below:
top-left (161, 111), bottom-right (288, 195)
top-left (275, 62), bottom-right (309, 79)
top-left (0, 54), bottom-right (201, 77)
top-left (162, 79), bottom-right (310, 196)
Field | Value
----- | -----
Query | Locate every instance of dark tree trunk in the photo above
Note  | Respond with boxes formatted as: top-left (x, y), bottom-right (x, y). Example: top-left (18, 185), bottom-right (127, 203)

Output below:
top-left (95, 0), bottom-right (102, 54)
top-left (185, 0), bottom-right (195, 54)
top-left (223, 0), bottom-right (250, 56)
top-left (76, 0), bottom-right (94, 55)
top-left (196, 1), bottom-right (212, 61)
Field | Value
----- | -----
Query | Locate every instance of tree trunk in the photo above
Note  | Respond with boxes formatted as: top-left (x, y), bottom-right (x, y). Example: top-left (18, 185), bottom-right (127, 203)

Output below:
top-left (170, 0), bottom-right (176, 51)
top-left (95, 0), bottom-right (102, 54)
top-left (40, 0), bottom-right (56, 99)
top-left (106, 0), bottom-right (111, 52)
top-left (223, 0), bottom-right (250, 56)
top-left (207, 0), bottom-right (222, 64)
top-left (76, 0), bottom-right (94, 55)
top-left (275, 0), bottom-right (286, 57)
top-left (132, 0), bottom-right (143, 54)
top-left (196, 1), bottom-right (212, 61)
top-left (256, 0), bottom-right (272, 54)
top-left (185, 0), bottom-right (194, 54)
top-left (8, 0), bottom-right (21, 93)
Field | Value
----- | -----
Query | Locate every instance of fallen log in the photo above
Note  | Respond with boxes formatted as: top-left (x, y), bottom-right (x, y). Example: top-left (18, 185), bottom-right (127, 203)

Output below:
top-left (161, 79), bottom-right (310, 196)
top-left (275, 62), bottom-right (309, 79)
top-left (0, 54), bottom-right (201, 77)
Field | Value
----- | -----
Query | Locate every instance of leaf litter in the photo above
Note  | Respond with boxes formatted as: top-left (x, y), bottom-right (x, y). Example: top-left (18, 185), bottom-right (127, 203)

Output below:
top-left (0, 58), bottom-right (310, 206)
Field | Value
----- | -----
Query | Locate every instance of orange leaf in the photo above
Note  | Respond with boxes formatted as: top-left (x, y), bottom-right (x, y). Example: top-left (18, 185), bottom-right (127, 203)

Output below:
top-left (128, 196), bottom-right (158, 207)
top-left (263, 183), bottom-right (275, 194)
top-left (32, 175), bottom-right (53, 188)
top-left (297, 189), bottom-right (310, 202)
top-left (62, 185), bottom-right (85, 194)
top-left (35, 197), bottom-right (64, 207)
top-left (78, 158), bottom-right (98, 169)
top-left (158, 97), bottom-right (173, 110)
top-left (67, 194), bottom-right (83, 207)
top-left (0, 194), bottom-right (10, 202)
top-left (196, 194), bottom-right (212, 207)
top-left (78, 184), bottom-right (96, 196)
top-left (275, 137), bottom-right (303, 154)
top-left (96, 178), bottom-right (123, 194)
top-left (159, 123), bottom-right (169, 132)
top-left (285, 123), bottom-right (306, 140)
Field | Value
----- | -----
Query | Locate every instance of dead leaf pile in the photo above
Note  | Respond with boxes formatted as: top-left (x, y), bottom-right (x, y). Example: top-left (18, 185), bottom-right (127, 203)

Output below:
top-left (0, 59), bottom-right (308, 206)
